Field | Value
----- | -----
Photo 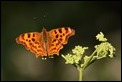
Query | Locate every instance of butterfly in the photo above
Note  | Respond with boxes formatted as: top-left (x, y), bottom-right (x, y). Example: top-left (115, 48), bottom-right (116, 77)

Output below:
top-left (16, 27), bottom-right (75, 58)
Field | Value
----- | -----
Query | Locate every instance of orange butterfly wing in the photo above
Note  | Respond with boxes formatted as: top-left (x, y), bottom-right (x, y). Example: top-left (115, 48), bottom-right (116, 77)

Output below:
top-left (16, 27), bottom-right (75, 58)
top-left (46, 27), bottom-right (75, 56)
top-left (16, 32), bottom-right (47, 57)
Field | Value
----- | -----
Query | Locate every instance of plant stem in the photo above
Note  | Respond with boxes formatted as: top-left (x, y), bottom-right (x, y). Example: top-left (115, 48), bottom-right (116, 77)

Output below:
top-left (78, 68), bottom-right (83, 81)
top-left (83, 50), bottom-right (97, 70)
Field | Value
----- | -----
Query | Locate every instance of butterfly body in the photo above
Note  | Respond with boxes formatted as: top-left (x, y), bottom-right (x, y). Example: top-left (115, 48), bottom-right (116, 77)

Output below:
top-left (16, 27), bottom-right (75, 58)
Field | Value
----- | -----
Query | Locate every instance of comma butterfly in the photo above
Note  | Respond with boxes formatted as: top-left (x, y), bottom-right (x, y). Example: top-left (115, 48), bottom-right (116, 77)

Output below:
top-left (16, 27), bottom-right (75, 58)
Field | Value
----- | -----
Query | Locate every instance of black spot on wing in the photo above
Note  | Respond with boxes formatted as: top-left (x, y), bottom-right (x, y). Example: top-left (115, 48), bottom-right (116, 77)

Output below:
top-left (59, 28), bottom-right (62, 33)
top-left (32, 38), bottom-right (35, 42)
top-left (28, 33), bottom-right (30, 38)
top-left (65, 28), bottom-right (68, 33)
top-left (56, 34), bottom-right (59, 38)
top-left (33, 34), bottom-right (35, 37)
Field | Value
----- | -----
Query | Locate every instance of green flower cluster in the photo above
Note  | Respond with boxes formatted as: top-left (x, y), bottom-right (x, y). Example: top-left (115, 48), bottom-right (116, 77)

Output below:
top-left (62, 46), bottom-right (88, 64)
top-left (94, 32), bottom-right (115, 59)
top-left (61, 32), bottom-right (116, 81)
top-left (62, 32), bottom-right (116, 79)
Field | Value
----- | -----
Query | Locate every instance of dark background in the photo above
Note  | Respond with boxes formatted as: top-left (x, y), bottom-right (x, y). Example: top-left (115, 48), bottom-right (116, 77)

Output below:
top-left (1, 1), bottom-right (121, 81)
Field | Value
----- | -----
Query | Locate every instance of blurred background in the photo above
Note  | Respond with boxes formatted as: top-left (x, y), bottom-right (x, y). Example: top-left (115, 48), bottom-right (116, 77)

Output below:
top-left (1, 1), bottom-right (121, 81)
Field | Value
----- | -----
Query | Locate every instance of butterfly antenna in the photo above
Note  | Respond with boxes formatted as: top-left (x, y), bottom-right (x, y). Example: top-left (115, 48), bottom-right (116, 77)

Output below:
top-left (43, 15), bottom-right (47, 27)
